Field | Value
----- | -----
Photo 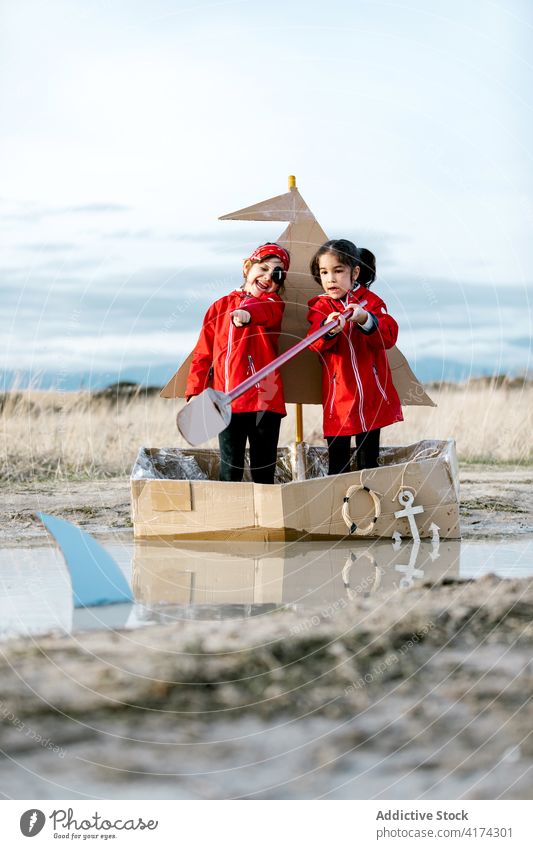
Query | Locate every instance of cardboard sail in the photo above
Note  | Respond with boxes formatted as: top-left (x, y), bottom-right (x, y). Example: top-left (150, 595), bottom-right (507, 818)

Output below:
top-left (161, 182), bottom-right (434, 407)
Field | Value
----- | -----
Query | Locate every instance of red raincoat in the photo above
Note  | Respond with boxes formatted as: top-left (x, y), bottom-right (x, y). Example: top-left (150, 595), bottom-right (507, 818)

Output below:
top-left (307, 286), bottom-right (403, 437)
top-left (186, 290), bottom-right (286, 415)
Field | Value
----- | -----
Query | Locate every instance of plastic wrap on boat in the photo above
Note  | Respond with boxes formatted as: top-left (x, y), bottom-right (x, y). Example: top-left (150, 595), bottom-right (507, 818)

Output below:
top-left (131, 446), bottom-right (293, 483)
top-left (131, 447), bottom-right (207, 481)
top-left (300, 440), bottom-right (449, 480)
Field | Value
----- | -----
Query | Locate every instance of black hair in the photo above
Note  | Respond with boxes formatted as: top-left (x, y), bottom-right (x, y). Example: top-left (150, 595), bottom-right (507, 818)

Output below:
top-left (357, 248), bottom-right (376, 288)
top-left (310, 239), bottom-right (376, 289)
top-left (310, 239), bottom-right (360, 286)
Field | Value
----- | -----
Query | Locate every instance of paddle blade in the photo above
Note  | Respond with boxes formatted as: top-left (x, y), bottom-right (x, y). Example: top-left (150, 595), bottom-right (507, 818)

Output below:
top-left (177, 388), bottom-right (232, 446)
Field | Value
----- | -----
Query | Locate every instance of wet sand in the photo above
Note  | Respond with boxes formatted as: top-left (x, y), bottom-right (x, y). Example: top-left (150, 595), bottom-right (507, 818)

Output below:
top-left (0, 464), bottom-right (532, 799)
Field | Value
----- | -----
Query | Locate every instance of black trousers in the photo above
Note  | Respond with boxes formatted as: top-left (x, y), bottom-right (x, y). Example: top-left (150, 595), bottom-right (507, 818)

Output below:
top-left (326, 428), bottom-right (381, 475)
top-left (218, 411), bottom-right (282, 484)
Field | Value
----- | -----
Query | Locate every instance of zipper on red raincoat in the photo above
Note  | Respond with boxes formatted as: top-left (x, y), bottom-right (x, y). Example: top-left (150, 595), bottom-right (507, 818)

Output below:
top-left (248, 354), bottom-right (261, 389)
top-left (373, 365), bottom-right (388, 401)
top-left (328, 373), bottom-right (337, 417)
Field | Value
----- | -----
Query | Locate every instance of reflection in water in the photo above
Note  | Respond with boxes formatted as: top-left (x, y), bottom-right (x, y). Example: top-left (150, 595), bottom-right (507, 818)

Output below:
top-left (395, 540), bottom-right (425, 589)
top-left (131, 538), bottom-right (461, 622)
top-left (0, 546), bottom-right (72, 637)
top-left (2, 536), bottom-right (532, 638)
top-left (0, 544), bottom-right (134, 640)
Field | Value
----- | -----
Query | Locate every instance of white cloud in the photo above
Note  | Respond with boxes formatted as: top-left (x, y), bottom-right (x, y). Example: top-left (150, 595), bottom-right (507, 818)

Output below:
top-left (1, 331), bottom-right (199, 371)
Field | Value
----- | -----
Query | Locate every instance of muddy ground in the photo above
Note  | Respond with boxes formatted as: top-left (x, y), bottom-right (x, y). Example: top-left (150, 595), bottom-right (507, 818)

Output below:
top-left (0, 465), bottom-right (532, 799)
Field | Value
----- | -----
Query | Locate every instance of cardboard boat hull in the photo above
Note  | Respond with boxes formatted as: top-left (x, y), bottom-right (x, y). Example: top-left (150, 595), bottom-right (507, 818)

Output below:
top-left (131, 439), bottom-right (460, 541)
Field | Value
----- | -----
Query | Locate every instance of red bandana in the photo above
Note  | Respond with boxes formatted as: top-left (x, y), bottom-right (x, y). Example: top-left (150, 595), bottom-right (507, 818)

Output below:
top-left (245, 244), bottom-right (290, 272)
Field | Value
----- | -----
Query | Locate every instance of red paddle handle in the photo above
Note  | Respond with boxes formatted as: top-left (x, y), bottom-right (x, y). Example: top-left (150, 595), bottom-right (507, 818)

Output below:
top-left (227, 306), bottom-right (355, 403)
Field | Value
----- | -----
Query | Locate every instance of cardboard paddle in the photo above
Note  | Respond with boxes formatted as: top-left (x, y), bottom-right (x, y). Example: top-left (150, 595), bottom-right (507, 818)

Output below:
top-left (177, 308), bottom-right (355, 446)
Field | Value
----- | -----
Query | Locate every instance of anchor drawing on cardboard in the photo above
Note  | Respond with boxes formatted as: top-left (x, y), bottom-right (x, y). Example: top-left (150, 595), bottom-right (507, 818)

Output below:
top-left (131, 178), bottom-right (460, 541)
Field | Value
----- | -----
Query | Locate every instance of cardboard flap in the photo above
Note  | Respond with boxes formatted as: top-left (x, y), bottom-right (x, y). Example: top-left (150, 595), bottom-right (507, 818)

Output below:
top-left (219, 187), bottom-right (314, 223)
top-left (150, 481), bottom-right (192, 512)
top-left (160, 351), bottom-right (193, 399)
top-left (387, 346), bottom-right (436, 407)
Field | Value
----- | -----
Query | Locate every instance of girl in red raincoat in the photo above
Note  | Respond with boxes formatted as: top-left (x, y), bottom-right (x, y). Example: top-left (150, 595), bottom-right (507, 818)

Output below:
top-left (186, 243), bottom-right (289, 483)
top-left (307, 239), bottom-right (402, 475)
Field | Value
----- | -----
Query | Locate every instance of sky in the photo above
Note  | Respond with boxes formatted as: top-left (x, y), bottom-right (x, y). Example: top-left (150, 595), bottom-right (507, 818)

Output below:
top-left (1, 0), bottom-right (532, 387)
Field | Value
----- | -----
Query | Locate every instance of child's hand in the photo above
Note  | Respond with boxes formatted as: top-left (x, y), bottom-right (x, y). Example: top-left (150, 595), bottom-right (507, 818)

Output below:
top-left (231, 309), bottom-right (251, 327)
top-left (347, 306), bottom-right (368, 324)
top-left (326, 311), bottom-right (346, 334)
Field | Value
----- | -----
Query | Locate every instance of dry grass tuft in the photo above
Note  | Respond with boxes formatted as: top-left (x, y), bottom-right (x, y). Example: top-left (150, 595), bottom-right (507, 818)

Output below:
top-left (380, 384), bottom-right (533, 464)
top-left (1, 384), bottom-right (531, 482)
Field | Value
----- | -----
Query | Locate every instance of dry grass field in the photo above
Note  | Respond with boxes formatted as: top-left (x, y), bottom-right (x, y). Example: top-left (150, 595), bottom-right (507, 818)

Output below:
top-left (1, 382), bottom-right (531, 481)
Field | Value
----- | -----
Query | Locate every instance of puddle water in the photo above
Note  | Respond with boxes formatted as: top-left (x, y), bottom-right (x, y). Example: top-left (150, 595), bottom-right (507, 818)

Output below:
top-left (1, 537), bottom-right (532, 640)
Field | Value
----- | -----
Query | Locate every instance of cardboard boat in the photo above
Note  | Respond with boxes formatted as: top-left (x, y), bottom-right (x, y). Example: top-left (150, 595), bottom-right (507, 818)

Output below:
top-left (131, 178), bottom-right (460, 542)
top-left (131, 439), bottom-right (460, 541)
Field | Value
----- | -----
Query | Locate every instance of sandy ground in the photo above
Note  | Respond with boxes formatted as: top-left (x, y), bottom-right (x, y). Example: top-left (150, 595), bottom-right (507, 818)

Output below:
top-left (1, 575), bottom-right (533, 799)
top-left (0, 465), bottom-right (532, 800)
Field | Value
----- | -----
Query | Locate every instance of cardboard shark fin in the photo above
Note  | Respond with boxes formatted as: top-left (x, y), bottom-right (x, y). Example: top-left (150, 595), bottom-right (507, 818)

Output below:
top-left (37, 513), bottom-right (133, 607)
